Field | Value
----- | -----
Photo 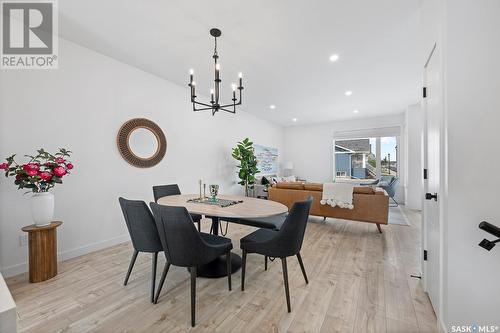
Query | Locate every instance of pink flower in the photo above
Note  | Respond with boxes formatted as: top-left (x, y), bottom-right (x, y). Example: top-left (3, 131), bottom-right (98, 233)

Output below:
top-left (39, 171), bottom-right (53, 181)
top-left (0, 162), bottom-right (8, 170)
top-left (26, 169), bottom-right (38, 177)
top-left (53, 166), bottom-right (67, 177)
top-left (66, 163), bottom-right (74, 170)
top-left (44, 162), bottom-right (56, 167)
top-left (56, 157), bottom-right (66, 164)
top-left (15, 174), bottom-right (22, 180)
top-left (23, 163), bottom-right (40, 172)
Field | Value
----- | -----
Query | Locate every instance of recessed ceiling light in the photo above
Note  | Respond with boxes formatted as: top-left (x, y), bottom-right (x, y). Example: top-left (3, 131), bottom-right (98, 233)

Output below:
top-left (292, 118), bottom-right (298, 122)
top-left (345, 90), bottom-right (353, 96)
top-left (353, 110), bottom-right (359, 114)
top-left (269, 104), bottom-right (276, 110)
top-left (329, 54), bottom-right (339, 62)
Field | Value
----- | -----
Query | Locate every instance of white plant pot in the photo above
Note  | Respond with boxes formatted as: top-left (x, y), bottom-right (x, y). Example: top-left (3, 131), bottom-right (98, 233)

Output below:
top-left (31, 192), bottom-right (54, 226)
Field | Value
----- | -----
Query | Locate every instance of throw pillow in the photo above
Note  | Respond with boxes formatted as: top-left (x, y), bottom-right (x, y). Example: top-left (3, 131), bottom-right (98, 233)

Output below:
top-left (271, 176), bottom-right (283, 184)
top-left (378, 181), bottom-right (389, 187)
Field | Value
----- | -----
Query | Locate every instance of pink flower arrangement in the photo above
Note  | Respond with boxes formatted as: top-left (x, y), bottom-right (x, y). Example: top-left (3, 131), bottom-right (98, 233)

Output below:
top-left (1, 148), bottom-right (73, 193)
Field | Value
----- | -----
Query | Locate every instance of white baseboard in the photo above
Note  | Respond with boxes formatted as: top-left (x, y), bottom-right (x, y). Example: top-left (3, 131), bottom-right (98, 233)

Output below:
top-left (0, 234), bottom-right (130, 278)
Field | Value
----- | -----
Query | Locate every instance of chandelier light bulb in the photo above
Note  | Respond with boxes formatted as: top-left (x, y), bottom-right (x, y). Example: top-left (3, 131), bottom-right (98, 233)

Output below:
top-left (189, 69), bottom-right (194, 75)
top-left (191, 81), bottom-right (196, 86)
top-left (210, 89), bottom-right (214, 94)
top-left (238, 72), bottom-right (243, 78)
top-left (215, 64), bottom-right (221, 70)
top-left (231, 84), bottom-right (237, 91)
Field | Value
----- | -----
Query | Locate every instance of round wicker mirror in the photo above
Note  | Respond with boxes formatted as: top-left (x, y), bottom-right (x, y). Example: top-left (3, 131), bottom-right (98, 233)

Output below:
top-left (117, 118), bottom-right (166, 168)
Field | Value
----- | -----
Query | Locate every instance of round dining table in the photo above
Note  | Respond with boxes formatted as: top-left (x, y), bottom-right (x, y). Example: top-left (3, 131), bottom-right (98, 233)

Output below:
top-left (157, 194), bottom-right (288, 278)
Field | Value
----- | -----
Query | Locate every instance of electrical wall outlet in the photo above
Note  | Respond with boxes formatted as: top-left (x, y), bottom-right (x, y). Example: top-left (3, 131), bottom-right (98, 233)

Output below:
top-left (19, 234), bottom-right (28, 247)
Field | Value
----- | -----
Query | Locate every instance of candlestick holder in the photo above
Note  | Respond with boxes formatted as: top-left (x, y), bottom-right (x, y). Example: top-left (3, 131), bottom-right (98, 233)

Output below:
top-left (199, 180), bottom-right (202, 200)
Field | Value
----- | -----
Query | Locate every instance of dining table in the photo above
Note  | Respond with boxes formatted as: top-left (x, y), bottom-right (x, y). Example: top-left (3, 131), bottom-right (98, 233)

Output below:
top-left (157, 194), bottom-right (288, 278)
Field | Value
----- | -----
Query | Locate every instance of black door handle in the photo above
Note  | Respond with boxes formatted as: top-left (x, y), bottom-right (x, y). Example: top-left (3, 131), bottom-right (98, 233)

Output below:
top-left (425, 192), bottom-right (438, 201)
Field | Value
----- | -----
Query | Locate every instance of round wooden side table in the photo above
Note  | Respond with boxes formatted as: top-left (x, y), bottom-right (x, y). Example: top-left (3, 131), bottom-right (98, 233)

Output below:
top-left (22, 221), bottom-right (63, 283)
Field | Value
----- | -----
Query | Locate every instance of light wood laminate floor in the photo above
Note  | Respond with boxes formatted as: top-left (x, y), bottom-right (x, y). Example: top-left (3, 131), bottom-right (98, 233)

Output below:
top-left (6, 207), bottom-right (438, 332)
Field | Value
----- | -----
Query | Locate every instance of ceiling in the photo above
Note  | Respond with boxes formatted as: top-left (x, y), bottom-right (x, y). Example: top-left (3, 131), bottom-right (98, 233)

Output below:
top-left (59, 0), bottom-right (422, 127)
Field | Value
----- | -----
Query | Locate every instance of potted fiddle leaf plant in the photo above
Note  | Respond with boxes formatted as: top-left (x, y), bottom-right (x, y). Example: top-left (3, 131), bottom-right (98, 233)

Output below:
top-left (0, 148), bottom-right (73, 226)
top-left (231, 138), bottom-right (259, 197)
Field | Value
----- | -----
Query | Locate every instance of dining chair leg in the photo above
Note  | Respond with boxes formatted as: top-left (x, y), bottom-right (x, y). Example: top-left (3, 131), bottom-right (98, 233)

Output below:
top-left (241, 250), bottom-right (247, 291)
top-left (124, 250), bottom-right (138, 286)
top-left (151, 252), bottom-right (158, 303)
top-left (197, 221), bottom-right (201, 232)
top-left (281, 257), bottom-right (291, 313)
top-left (226, 250), bottom-right (232, 291)
top-left (154, 262), bottom-right (170, 304)
top-left (296, 252), bottom-right (309, 284)
top-left (190, 266), bottom-right (197, 327)
top-left (264, 256), bottom-right (268, 271)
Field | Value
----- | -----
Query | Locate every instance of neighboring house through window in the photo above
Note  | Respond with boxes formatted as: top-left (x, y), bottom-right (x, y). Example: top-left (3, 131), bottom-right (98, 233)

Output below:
top-left (335, 139), bottom-right (375, 180)
top-left (334, 135), bottom-right (399, 182)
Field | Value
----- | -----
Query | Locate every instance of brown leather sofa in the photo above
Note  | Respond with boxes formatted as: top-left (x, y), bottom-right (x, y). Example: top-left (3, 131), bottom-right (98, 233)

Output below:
top-left (268, 182), bottom-right (389, 232)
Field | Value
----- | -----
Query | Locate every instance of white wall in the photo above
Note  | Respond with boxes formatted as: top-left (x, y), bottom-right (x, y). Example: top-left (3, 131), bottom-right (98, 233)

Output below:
top-left (0, 39), bottom-right (284, 276)
top-left (421, 0), bottom-right (500, 329)
top-left (405, 103), bottom-right (423, 210)
top-left (282, 114), bottom-right (406, 201)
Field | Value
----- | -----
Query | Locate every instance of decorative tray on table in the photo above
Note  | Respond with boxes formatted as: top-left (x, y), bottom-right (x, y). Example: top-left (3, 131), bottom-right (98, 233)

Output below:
top-left (187, 197), bottom-right (242, 208)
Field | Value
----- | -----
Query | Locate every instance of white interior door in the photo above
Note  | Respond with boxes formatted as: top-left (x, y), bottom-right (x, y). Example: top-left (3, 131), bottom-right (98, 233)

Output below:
top-left (423, 43), bottom-right (442, 318)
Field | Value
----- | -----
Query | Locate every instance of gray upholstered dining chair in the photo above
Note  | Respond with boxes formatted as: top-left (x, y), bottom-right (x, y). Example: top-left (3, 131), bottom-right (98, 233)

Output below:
top-left (383, 177), bottom-right (400, 207)
top-left (118, 197), bottom-right (163, 303)
top-left (149, 202), bottom-right (233, 327)
top-left (240, 197), bottom-right (313, 313)
top-left (362, 176), bottom-right (400, 206)
top-left (153, 184), bottom-right (203, 231)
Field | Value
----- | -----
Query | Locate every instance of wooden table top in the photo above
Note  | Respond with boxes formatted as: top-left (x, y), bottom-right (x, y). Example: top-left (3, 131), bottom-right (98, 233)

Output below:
top-left (22, 221), bottom-right (63, 232)
top-left (157, 194), bottom-right (288, 219)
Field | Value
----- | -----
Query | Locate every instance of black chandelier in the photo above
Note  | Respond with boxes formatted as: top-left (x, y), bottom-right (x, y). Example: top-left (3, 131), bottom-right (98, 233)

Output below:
top-left (189, 28), bottom-right (243, 116)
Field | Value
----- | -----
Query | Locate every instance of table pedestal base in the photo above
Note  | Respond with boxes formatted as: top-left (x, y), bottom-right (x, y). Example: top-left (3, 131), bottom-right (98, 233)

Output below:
top-left (193, 253), bottom-right (242, 278)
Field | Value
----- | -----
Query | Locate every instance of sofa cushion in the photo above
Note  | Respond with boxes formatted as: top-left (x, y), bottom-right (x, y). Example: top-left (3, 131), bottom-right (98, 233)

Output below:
top-left (304, 183), bottom-right (323, 191)
top-left (353, 186), bottom-right (375, 195)
top-left (275, 182), bottom-right (305, 190)
top-left (272, 176), bottom-right (297, 183)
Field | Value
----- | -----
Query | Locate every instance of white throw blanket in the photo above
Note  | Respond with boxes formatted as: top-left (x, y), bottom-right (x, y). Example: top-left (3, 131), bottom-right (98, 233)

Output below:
top-left (320, 183), bottom-right (354, 209)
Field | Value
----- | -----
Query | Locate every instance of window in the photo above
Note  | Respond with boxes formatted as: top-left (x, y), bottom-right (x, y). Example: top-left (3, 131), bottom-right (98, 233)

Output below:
top-left (381, 136), bottom-right (398, 177)
top-left (334, 133), bottom-right (399, 182)
top-left (334, 138), bottom-right (377, 181)
top-left (336, 171), bottom-right (347, 178)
